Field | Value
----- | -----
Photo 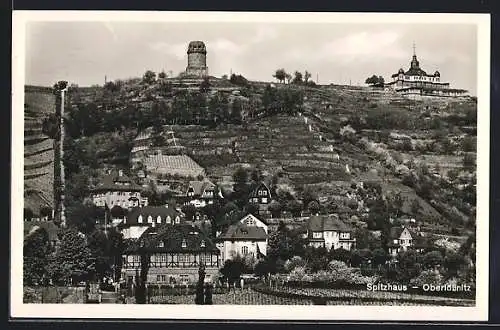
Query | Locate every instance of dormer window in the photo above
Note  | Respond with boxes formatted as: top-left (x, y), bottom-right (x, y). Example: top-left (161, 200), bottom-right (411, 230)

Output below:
top-left (147, 215), bottom-right (153, 223)
top-left (175, 216), bottom-right (180, 224)
top-left (156, 216), bottom-right (162, 223)
top-left (138, 215), bottom-right (143, 223)
top-left (166, 216), bottom-right (171, 224)
top-left (158, 241), bottom-right (164, 248)
top-left (200, 240), bottom-right (206, 248)
top-left (181, 239), bottom-right (187, 248)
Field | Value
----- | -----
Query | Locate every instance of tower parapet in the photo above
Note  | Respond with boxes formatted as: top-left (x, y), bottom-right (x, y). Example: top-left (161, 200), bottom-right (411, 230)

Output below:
top-left (185, 41), bottom-right (208, 77)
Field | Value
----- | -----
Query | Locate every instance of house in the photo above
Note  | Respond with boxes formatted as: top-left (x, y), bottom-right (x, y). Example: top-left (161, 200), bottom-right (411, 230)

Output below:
top-left (91, 170), bottom-right (148, 209)
top-left (248, 182), bottom-right (272, 216)
top-left (216, 214), bottom-right (268, 262)
top-left (121, 223), bottom-right (220, 285)
top-left (387, 226), bottom-right (426, 256)
top-left (306, 214), bottom-right (356, 251)
top-left (185, 180), bottom-right (218, 208)
top-left (119, 206), bottom-right (184, 239)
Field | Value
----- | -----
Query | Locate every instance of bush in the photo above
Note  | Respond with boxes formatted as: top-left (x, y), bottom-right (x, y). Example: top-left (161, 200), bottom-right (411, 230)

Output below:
top-left (284, 256), bottom-right (307, 273)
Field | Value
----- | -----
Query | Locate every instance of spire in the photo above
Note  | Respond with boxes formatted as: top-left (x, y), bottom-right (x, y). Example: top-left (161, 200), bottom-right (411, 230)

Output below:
top-left (410, 42), bottom-right (419, 69)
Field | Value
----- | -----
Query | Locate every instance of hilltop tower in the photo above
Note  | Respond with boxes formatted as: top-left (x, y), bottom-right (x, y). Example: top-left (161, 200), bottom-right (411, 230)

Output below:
top-left (185, 41), bottom-right (208, 77)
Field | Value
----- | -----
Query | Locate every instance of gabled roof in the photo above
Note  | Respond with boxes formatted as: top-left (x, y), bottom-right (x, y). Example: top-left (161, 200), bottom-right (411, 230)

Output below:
top-left (239, 213), bottom-right (269, 226)
top-left (187, 180), bottom-right (216, 196)
top-left (218, 222), bottom-right (268, 241)
top-left (307, 215), bottom-right (353, 232)
top-left (125, 223), bottom-right (218, 253)
top-left (248, 182), bottom-right (272, 199)
top-left (389, 226), bottom-right (417, 239)
top-left (124, 206), bottom-right (183, 226)
top-left (92, 171), bottom-right (143, 192)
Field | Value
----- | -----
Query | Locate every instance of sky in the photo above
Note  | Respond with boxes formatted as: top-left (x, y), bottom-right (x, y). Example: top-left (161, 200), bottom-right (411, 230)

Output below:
top-left (25, 21), bottom-right (478, 95)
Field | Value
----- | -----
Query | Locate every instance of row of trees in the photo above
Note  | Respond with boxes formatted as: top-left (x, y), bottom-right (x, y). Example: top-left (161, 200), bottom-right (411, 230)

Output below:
top-left (273, 69), bottom-right (315, 86)
top-left (24, 226), bottom-right (124, 286)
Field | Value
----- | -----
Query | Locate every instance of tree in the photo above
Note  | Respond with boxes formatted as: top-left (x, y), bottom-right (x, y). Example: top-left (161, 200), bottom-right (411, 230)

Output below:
top-left (287, 199), bottom-right (303, 217)
top-left (292, 71), bottom-right (303, 84)
top-left (48, 228), bottom-right (94, 285)
top-left (232, 167), bottom-right (250, 207)
top-left (273, 68), bottom-right (287, 84)
top-left (268, 222), bottom-right (294, 262)
top-left (204, 283), bottom-right (213, 304)
top-left (142, 70), bottom-right (156, 84)
top-left (158, 70), bottom-right (167, 79)
top-left (329, 248), bottom-right (351, 264)
top-left (268, 200), bottom-right (282, 218)
top-left (444, 251), bottom-right (465, 277)
top-left (462, 136), bottom-right (475, 152)
top-left (365, 75), bottom-right (385, 87)
top-left (304, 71), bottom-right (311, 84)
top-left (396, 250), bottom-right (422, 282)
top-left (285, 73), bottom-right (292, 84)
top-left (422, 250), bottom-right (443, 270)
top-left (372, 248), bottom-right (388, 269)
top-left (24, 228), bottom-right (52, 285)
top-left (195, 264), bottom-right (206, 304)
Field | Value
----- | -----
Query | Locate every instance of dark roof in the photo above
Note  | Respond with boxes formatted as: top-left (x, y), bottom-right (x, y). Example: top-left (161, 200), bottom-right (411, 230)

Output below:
top-left (307, 215), bottom-right (353, 232)
top-left (187, 180), bottom-right (215, 196)
top-left (218, 222), bottom-right (268, 241)
top-left (124, 206), bottom-right (183, 226)
top-left (248, 182), bottom-right (272, 199)
top-left (24, 221), bottom-right (60, 242)
top-left (24, 190), bottom-right (52, 215)
top-left (124, 223), bottom-right (218, 253)
top-left (92, 171), bottom-right (143, 192)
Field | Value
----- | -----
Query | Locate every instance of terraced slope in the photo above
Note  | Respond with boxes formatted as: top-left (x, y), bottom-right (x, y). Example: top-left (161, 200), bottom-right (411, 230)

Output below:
top-left (24, 86), bottom-right (55, 215)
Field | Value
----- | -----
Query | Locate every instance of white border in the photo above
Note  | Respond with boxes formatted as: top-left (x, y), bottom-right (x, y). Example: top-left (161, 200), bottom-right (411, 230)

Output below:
top-left (11, 11), bottom-right (490, 321)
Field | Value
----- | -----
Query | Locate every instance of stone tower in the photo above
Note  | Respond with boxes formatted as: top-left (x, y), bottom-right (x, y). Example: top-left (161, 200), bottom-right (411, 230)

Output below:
top-left (185, 41), bottom-right (208, 77)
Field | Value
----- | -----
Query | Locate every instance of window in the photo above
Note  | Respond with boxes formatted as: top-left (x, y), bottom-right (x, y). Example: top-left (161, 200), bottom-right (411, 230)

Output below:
top-left (253, 198), bottom-right (258, 203)
top-left (200, 240), bottom-right (206, 248)
top-left (313, 232), bottom-right (323, 239)
top-left (246, 219), bottom-right (255, 226)
top-left (262, 190), bottom-right (268, 196)
top-left (261, 197), bottom-right (268, 203)
top-left (180, 275), bottom-right (190, 284)
top-left (258, 190), bottom-right (262, 196)
top-left (155, 215), bottom-right (161, 223)
top-left (242, 246), bottom-right (249, 255)
top-left (158, 241), bottom-right (165, 248)
top-left (200, 254), bottom-right (211, 265)
top-left (166, 216), bottom-right (171, 224)
top-left (340, 232), bottom-right (350, 239)
top-left (175, 216), bottom-right (180, 224)
top-left (138, 215), bottom-right (143, 223)
top-left (181, 239), bottom-right (187, 248)
top-left (157, 275), bottom-right (167, 282)
top-left (147, 215), bottom-right (153, 223)
top-left (178, 254), bottom-right (189, 263)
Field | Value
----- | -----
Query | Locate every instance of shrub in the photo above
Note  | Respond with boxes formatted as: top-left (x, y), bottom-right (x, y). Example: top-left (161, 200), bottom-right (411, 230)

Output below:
top-left (284, 256), bottom-right (307, 273)
top-left (411, 269), bottom-right (444, 287)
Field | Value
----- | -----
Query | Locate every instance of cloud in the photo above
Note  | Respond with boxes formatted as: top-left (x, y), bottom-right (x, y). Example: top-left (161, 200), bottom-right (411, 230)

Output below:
top-left (250, 25), bottom-right (279, 44)
top-left (285, 30), bottom-right (407, 64)
top-left (149, 42), bottom-right (187, 60)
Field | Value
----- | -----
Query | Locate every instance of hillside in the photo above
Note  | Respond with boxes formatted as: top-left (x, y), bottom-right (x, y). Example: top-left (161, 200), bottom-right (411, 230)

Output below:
top-left (55, 76), bottom-right (477, 235)
top-left (24, 86), bottom-right (56, 217)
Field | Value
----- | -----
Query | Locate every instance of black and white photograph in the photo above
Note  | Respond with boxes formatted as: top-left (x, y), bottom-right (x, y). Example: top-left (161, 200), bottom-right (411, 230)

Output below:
top-left (11, 11), bottom-right (490, 321)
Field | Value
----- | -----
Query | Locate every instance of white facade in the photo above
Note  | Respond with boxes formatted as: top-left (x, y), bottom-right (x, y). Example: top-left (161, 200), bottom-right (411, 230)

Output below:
top-left (122, 226), bottom-right (149, 240)
top-left (92, 191), bottom-right (147, 208)
top-left (239, 214), bottom-right (268, 234)
top-left (216, 240), bottom-right (267, 262)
